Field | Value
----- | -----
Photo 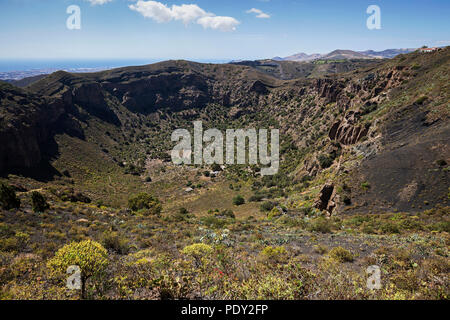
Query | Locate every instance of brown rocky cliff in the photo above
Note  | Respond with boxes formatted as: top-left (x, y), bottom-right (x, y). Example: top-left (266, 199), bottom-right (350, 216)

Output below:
top-left (329, 111), bottom-right (370, 145)
top-left (0, 83), bottom-right (81, 174)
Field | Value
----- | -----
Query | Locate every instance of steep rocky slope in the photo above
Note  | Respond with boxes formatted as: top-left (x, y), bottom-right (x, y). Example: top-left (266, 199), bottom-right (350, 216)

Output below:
top-left (0, 48), bottom-right (449, 301)
top-left (0, 48), bottom-right (449, 214)
top-left (0, 82), bottom-right (84, 175)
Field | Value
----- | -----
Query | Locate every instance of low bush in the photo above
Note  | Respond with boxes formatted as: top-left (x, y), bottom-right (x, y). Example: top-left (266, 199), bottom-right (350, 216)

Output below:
top-left (260, 246), bottom-right (289, 264)
top-left (260, 201), bottom-right (276, 212)
top-left (31, 191), bottom-right (49, 213)
top-left (128, 193), bottom-right (162, 215)
top-left (101, 232), bottom-right (130, 255)
top-left (0, 183), bottom-right (20, 210)
top-left (232, 195), bottom-right (245, 206)
top-left (329, 247), bottom-right (354, 263)
top-left (318, 154), bottom-right (334, 169)
top-left (309, 217), bottom-right (332, 233)
top-left (200, 216), bottom-right (228, 229)
top-left (380, 222), bottom-right (400, 234)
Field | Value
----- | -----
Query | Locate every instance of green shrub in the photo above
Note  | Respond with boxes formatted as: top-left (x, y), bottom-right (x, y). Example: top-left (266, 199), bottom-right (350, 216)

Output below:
top-left (51, 187), bottom-right (91, 203)
top-left (248, 193), bottom-right (265, 202)
top-left (362, 224), bottom-right (376, 234)
top-left (428, 221), bottom-right (450, 233)
top-left (318, 154), bottom-right (334, 169)
top-left (124, 163), bottom-right (144, 176)
top-left (260, 246), bottom-right (289, 264)
top-left (381, 222), bottom-right (400, 234)
top-left (182, 243), bottom-right (213, 258)
top-left (232, 195), bottom-right (245, 206)
top-left (128, 193), bottom-right (162, 215)
top-left (267, 207), bottom-right (282, 220)
top-left (309, 217), bottom-right (332, 233)
top-left (0, 237), bottom-right (19, 252)
top-left (0, 183), bottom-right (20, 210)
top-left (361, 182), bottom-right (371, 190)
top-left (31, 191), bottom-right (49, 213)
top-left (329, 247), bottom-right (354, 263)
top-left (260, 201), bottom-right (276, 212)
top-left (415, 96), bottom-right (428, 105)
top-left (101, 232), bottom-right (130, 255)
top-left (313, 244), bottom-right (328, 255)
top-left (47, 240), bottom-right (108, 298)
top-left (200, 216), bottom-right (228, 229)
top-left (217, 209), bottom-right (235, 218)
top-left (182, 243), bottom-right (213, 266)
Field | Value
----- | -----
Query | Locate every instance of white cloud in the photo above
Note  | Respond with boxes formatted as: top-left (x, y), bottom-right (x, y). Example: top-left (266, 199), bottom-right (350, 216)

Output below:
top-left (197, 16), bottom-right (239, 32)
top-left (129, 1), bottom-right (174, 22)
top-left (246, 8), bottom-right (270, 19)
top-left (172, 4), bottom-right (210, 24)
top-left (85, 0), bottom-right (113, 5)
top-left (129, 1), bottom-right (239, 31)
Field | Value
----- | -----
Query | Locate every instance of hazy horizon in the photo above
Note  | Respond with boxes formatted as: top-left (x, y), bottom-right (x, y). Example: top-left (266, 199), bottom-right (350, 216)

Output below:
top-left (0, 46), bottom-right (438, 74)
top-left (1, 0), bottom-right (448, 61)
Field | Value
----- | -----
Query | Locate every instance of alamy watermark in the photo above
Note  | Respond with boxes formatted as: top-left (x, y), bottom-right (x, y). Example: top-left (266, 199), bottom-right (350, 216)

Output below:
top-left (65, 263), bottom-right (383, 291)
top-left (66, 5), bottom-right (380, 31)
top-left (66, 265), bottom-right (82, 290)
top-left (66, 5), bottom-right (81, 30)
top-left (171, 121), bottom-right (279, 176)
top-left (367, 5), bottom-right (381, 30)
top-left (366, 265), bottom-right (382, 290)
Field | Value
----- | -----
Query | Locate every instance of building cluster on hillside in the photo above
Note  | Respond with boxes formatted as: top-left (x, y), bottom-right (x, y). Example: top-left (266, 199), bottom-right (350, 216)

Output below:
top-left (419, 47), bottom-right (441, 53)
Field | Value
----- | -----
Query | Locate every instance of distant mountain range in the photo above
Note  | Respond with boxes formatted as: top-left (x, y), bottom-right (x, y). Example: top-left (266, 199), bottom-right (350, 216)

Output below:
top-left (274, 48), bottom-right (417, 62)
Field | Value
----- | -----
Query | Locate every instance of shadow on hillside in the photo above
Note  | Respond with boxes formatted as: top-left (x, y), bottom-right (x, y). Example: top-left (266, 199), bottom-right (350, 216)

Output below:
top-left (2, 162), bottom-right (62, 182)
top-left (0, 127), bottom-right (75, 182)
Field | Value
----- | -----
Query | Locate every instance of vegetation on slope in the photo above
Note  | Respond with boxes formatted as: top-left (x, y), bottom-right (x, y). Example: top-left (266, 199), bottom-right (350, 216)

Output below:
top-left (0, 48), bottom-right (449, 300)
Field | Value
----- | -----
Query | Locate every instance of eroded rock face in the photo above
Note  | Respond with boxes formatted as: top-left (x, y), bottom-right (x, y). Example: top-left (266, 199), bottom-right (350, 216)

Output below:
top-left (0, 84), bottom-right (66, 174)
top-left (102, 73), bottom-right (210, 114)
top-left (313, 79), bottom-right (345, 104)
top-left (72, 83), bottom-right (120, 125)
top-left (304, 157), bottom-right (320, 177)
top-left (0, 83), bottom-right (86, 174)
top-left (314, 183), bottom-right (337, 214)
top-left (329, 111), bottom-right (370, 145)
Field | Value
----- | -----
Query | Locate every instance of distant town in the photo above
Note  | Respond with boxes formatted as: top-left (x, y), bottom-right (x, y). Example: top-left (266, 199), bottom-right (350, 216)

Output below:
top-left (0, 67), bottom-right (112, 81)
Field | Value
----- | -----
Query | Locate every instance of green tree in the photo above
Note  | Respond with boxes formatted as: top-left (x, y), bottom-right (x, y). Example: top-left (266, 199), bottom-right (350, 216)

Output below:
top-left (128, 193), bottom-right (162, 215)
top-left (31, 191), bottom-right (49, 213)
top-left (47, 240), bottom-right (108, 299)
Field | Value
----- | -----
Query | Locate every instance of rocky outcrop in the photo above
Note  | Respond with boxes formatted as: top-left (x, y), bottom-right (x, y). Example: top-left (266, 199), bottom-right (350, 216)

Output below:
top-left (304, 157), bottom-right (320, 177)
top-left (0, 84), bottom-right (66, 173)
top-left (314, 183), bottom-right (337, 214)
top-left (0, 83), bottom-right (84, 174)
top-left (313, 79), bottom-right (345, 104)
top-left (249, 80), bottom-right (269, 95)
top-left (329, 111), bottom-right (370, 145)
top-left (103, 73), bottom-right (210, 114)
top-left (72, 83), bottom-right (120, 125)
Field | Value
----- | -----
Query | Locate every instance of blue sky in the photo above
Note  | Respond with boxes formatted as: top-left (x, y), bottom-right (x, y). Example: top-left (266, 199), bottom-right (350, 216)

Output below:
top-left (0, 0), bottom-right (449, 60)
